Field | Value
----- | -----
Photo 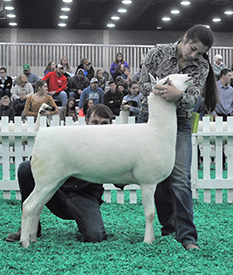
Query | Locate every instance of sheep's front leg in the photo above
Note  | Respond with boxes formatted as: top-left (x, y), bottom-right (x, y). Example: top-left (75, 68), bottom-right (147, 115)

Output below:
top-left (140, 184), bottom-right (156, 244)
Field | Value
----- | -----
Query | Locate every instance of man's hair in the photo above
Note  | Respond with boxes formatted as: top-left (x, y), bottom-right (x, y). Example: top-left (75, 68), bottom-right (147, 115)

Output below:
top-left (85, 104), bottom-right (113, 124)
top-left (220, 68), bottom-right (231, 78)
top-left (0, 67), bottom-right (7, 73)
top-left (109, 80), bottom-right (116, 85)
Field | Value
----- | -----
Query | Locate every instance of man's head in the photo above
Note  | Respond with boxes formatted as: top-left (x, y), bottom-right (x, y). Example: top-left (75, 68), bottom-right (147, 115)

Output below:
top-left (85, 104), bottom-right (113, 125)
top-left (109, 80), bottom-right (117, 93)
top-left (0, 67), bottom-right (7, 78)
top-left (116, 76), bottom-right (124, 86)
top-left (83, 59), bottom-right (91, 71)
top-left (56, 64), bottom-right (64, 76)
top-left (76, 68), bottom-right (84, 79)
top-left (23, 64), bottom-right (30, 76)
top-left (90, 78), bottom-right (98, 90)
top-left (220, 68), bottom-right (232, 86)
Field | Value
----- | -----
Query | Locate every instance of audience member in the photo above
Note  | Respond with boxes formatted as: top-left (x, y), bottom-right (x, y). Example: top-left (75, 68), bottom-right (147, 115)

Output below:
top-left (6, 104), bottom-right (114, 244)
top-left (112, 64), bottom-right (124, 81)
top-left (212, 68), bottom-right (233, 121)
top-left (116, 76), bottom-right (129, 96)
top-left (121, 67), bottom-right (131, 82)
top-left (42, 64), bottom-right (68, 106)
top-left (79, 78), bottom-right (104, 109)
top-left (94, 69), bottom-right (106, 91)
top-left (11, 89), bottom-right (27, 117)
top-left (132, 64), bottom-right (142, 82)
top-left (121, 80), bottom-right (142, 120)
top-left (11, 74), bottom-right (34, 101)
top-left (78, 98), bottom-right (94, 117)
top-left (0, 95), bottom-right (15, 121)
top-left (67, 68), bottom-right (89, 100)
top-left (44, 61), bottom-right (56, 76)
top-left (104, 80), bottom-right (123, 116)
top-left (110, 52), bottom-right (129, 76)
top-left (23, 80), bottom-right (58, 121)
top-left (59, 97), bottom-right (78, 123)
top-left (76, 58), bottom-right (95, 81)
top-left (60, 56), bottom-right (74, 78)
top-left (22, 64), bottom-right (40, 89)
top-left (212, 54), bottom-right (226, 80)
top-left (0, 67), bottom-right (12, 99)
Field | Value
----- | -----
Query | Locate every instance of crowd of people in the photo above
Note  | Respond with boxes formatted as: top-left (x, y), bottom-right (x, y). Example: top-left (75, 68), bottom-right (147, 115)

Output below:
top-left (3, 24), bottom-right (233, 251)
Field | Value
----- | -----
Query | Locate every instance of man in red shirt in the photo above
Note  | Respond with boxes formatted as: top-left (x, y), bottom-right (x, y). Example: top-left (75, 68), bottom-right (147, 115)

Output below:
top-left (42, 64), bottom-right (67, 106)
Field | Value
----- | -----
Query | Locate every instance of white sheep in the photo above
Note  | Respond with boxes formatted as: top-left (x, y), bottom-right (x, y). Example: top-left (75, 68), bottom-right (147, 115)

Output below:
top-left (20, 74), bottom-right (193, 248)
top-left (0, 103), bottom-right (56, 145)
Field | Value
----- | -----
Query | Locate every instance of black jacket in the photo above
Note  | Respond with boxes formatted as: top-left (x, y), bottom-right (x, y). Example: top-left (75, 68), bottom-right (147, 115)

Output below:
top-left (0, 105), bottom-right (15, 121)
top-left (0, 76), bottom-right (13, 91)
top-left (76, 64), bottom-right (95, 81)
top-left (67, 75), bottom-right (89, 97)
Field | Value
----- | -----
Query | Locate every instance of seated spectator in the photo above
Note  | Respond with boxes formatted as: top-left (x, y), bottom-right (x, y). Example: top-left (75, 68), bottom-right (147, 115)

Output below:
top-left (121, 67), bottom-right (131, 83)
top-left (79, 98), bottom-right (94, 117)
top-left (104, 80), bottom-right (123, 116)
top-left (121, 81), bottom-right (142, 121)
top-left (79, 78), bottom-right (104, 109)
top-left (132, 64), bottom-right (142, 82)
top-left (59, 97), bottom-right (78, 123)
top-left (68, 68), bottom-right (89, 100)
top-left (0, 67), bottom-right (12, 99)
top-left (11, 74), bottom-right (34, 101)
top-left (23, 80), bottom-right (58, 121)
top-left (94, 69), bottom-right (106, 91)
top-left (42, 64), bottom-right (68, 107)
top-left (112, 64), bottom-right (124, 81)
top-left (11, 89), bottom-right (27, 117)
top-left (44, 61), bottom-right (56, 76)
top-left (116, 76), bottom-right (129, 96)
top-left (61, 56), bottom-right (74, 79)
top-left (110, 52), bottom-right (129, 76)
top-left (21, 64), bottom-right (40, 89)
top-left (212, 54), bottom-right (226, 80)
top-left (0, 95), bottom-right (15, 122)
top-left (75, 58), bottom-right (95, 81)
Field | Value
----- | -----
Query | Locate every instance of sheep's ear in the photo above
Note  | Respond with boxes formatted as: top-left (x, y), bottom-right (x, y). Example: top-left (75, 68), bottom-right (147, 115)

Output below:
top-left (148, 73), bottom-right (156, 84)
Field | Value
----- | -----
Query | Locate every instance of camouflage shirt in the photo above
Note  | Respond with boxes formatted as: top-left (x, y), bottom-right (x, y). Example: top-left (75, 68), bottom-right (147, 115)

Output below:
top-left (139, 41), bottom-right (209, 120)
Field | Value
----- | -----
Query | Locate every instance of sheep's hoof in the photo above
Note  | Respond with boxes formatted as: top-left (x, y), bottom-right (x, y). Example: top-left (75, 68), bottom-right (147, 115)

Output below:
top-left (143, 237), bottom-right (155, 244)
top-left (20, 240), bottom-right (30, 248)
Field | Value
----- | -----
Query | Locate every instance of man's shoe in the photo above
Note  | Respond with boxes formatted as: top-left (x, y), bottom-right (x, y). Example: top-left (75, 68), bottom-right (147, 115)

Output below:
top-left (185, 243), bottom-right (200, 250)
top-left (6, 228), bottom-right (42, 242)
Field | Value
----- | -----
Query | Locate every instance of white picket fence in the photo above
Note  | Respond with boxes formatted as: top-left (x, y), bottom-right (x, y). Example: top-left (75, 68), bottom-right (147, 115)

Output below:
top-left (1, 116), bottom-right (233, 204)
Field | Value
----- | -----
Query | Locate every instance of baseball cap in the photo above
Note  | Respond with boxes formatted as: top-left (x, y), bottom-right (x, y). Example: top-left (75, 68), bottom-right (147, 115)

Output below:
top-left (90, 78), bottom-right (98, 84)
top-left (23, 64), bottom-right (30, 70)
top-left (83, 59), bottom-right (91, 65)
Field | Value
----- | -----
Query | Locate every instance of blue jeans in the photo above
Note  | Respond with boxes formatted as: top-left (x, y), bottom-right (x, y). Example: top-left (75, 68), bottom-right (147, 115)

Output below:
top-left (18, 161), bottom-right (107, 242)
top-left (154, 117), bottom-right (198, 247)
top-left (52, 91), bottom-right (67, 106)
top-left (0, 88), bottom-right (11, 99)
top-left (69, 91), bottom-right (79, 99)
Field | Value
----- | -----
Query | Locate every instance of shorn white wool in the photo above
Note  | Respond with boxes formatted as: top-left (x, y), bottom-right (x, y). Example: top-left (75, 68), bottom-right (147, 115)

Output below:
top-left (20, 74), bottom-right (193, 248)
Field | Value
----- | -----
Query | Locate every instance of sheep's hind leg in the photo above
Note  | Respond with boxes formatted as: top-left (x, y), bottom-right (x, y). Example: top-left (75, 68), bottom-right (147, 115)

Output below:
top-left (140, 184), bottom-right (156, 244)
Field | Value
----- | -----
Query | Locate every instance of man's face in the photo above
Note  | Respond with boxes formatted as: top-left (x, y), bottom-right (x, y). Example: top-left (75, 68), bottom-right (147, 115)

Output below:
top-left (90, 82), bottom-right (98, 90)
top-left (0, 70), bottom-right (6, 78)
top-left (223, 72), bottom-right (232, 85)
top-left (87, 114), bottom-right (111, 125)
top-left (56, 68), bottom-right (63, 76)
top-left (23, 70), bottom-right (30, 76)
top-left (83, 63), bottom-right (91, 71)
top-left (109, 83), bottom-right (116, 92)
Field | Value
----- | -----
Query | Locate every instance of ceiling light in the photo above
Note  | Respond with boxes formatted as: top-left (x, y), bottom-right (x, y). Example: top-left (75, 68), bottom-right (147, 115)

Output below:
top-left (59, 15), bottom-right (68, 19)
top-left (212, 18), bottom-right (221, 22)
top-left (162, 17), bottom-right (171, 21)
top-left (7, 14), bottom-right (16, 18)
top-left (122, 0), bottom-right (132, 4)
top-left (118, 8), bottom-right (127, 13)
top-left (3, 0), bottom-right (12, 1)
top-left (9, 22), bottom-right (17, 26)
top-left (62, 0), bottom-right (73, 2)
top-left (205, 25), bottom-right (211, 28)
top-left (61, 7), bottom-right (70, 11)
top-left (111, 16), bottom-right (120, 20)
top-left (107, 23), bottom-right (115, 28)
top-left (171, 10), bottom-right (180, 14)
top-left (224, 10), bottom-right (233, 15)
top-left (58, 23), bottom-right (67, 27)
top-left (5, 6), bottom-right (14, 10)
top-left (181, 1), bottom-right (190, 5)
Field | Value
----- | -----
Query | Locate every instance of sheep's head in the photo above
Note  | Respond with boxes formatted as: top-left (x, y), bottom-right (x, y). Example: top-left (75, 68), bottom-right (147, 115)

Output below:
top-left (149, 73), bottom-right (193, 93)
top-left (39, 103), bottom-right (55, 115)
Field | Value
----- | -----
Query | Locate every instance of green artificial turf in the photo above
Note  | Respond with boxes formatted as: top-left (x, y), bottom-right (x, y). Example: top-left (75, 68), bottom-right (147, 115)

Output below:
top-left (1, 167), bottom-right (233, 274)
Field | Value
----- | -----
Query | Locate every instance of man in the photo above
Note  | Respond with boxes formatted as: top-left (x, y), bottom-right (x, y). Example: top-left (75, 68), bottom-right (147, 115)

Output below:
top-left (104, 80), bottom-right (123, 116)
top-left (22, 64), bottom-right (40, 89)
top-left (76, 58), bottom-right (95, 81)
top-left (116, 76), bottom-right (129, 96)
top-left (0, 67), bottom-right (12, 99)
top-left (42, 64), bottom-right (67, 106)
top-left (212, 68), bottom-right (233, 121)
top-left (67, 68), bottom-right (89, 100)
top-left (6, 104), bottom-right (113, 243)
top-left (79, 77), bottom-right (104, 109)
